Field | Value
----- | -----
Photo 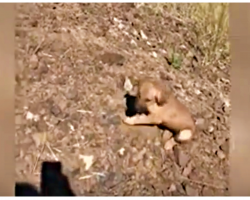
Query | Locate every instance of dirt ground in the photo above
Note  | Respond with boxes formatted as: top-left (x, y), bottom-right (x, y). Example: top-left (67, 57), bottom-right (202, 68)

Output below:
top-left (15, 3), bottom-right (230, 196)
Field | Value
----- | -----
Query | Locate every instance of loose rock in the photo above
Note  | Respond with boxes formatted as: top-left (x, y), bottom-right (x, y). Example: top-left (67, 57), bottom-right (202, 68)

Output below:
top-left (220, 139), bottom-right (229, 154)
top-left (66, 88), bottom-right (78, 100)
top-left (50, 104), bottom-right (62, 117)
top-left (182, 161), bottom-right (193, 177)
top-left (164, 138), bottom-right (177, 151)
top-left (202, 186), bottom-right (215, 196)
top-left (99, 52), bottom-right (125, 66)
top-left (162, 130), bottom-right (172, 142)
top-left (173, 146), bottom-right (190, 167)
top-left (216, 149), bottom-right (226, 160)
top-left (185, 184), bottom-right (199, 196)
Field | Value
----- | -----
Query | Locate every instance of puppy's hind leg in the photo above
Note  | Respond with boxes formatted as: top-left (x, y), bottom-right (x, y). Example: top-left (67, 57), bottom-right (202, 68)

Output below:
top-left (123, 114), bottom-right (161, 126)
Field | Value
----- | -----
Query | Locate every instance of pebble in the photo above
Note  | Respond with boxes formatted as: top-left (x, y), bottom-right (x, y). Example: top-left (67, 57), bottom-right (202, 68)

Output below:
top-left (168, 183), bottom-right (176, 192)
top-left (216, 149), bottom-right (226, 160)
top-left (29, 54), bottom-right (38, 69)
top-left (173, 146), bottom-right (190, 167)
top-left (202, 186), bottom-right (215, 196)
top-left (164, 138), bottom-right (177, 151)
top-left (99, 52), bottom-right (125, 66)
top-left (140, 30), bottom-right (148, 40)
top-left (220, 139), bottom-right (229, 154)
top-left (50, 104), bottom-right (62, 117)
top-left (162, 130), bottom-right (172, 142)
top-left (195, 118), bottom-right (206, 130)
top-left (182, 161), bottom-right (193, 177)
top-left (66, 88), bottom-right (78, 100)
top-left (208, 125), bottom-right (214, 133)
top-left (185, 184), bottom-right (199, 196)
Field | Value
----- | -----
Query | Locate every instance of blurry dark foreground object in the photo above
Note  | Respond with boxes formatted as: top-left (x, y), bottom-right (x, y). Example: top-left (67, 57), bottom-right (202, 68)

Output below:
top-left (15, 161), bottom-right (75, 196)
top-left (15, 182), bottom-right (40, 196)
top-left (41, 161), bottom-right (75, 196)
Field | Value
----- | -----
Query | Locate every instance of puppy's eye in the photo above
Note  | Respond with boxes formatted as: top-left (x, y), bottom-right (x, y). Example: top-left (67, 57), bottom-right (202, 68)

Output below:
top-left (145, 98), bottom-right (151, 102)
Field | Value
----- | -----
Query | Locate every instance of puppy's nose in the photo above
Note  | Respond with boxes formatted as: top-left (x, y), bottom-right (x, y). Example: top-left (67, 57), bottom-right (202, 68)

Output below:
top-left (135, 101), bottom-right (148, 114)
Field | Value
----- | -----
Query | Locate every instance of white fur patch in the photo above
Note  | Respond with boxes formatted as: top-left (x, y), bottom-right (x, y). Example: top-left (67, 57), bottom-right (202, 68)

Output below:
top-left (178, 129), bottom-right (193, 141)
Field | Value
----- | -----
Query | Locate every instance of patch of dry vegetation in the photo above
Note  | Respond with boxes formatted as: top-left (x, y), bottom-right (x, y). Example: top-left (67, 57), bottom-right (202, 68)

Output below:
top-left (138, 3), bottom-right (229, 67)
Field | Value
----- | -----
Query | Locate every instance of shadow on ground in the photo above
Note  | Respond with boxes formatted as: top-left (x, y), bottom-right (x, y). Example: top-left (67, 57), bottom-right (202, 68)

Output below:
top-left (15, 161), bottom-right (75, 196)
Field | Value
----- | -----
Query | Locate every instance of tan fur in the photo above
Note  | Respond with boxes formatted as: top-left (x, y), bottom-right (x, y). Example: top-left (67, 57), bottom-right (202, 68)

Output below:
top-left (123, 78), bottom-right (196, 142)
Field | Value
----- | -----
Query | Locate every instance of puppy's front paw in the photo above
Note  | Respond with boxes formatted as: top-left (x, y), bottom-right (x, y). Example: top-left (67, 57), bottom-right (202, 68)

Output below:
top-left (122, 116), bottom-right (136, 125)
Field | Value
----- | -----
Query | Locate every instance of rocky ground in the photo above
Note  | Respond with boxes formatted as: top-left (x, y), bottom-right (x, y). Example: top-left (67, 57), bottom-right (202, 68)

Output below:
top-left (15, 3), bottom-right (230, 196)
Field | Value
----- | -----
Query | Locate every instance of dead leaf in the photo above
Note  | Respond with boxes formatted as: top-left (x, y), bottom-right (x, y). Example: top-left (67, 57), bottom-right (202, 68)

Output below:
top-left (79, 155), bottom-right (94, 170)
top-left (32, 132), bottom-right (47, 147)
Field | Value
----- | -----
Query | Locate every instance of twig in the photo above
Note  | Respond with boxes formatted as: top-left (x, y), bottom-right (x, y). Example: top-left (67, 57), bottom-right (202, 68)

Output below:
top-left (32, 37), bottom-right (45, 55)
top-left (46, 143), bottom-right (59, 161)
top-left (180, 176), bottom-right (226, 190)
top-left (32, 140), bottom-right (46, 173)
top-left (59, 48), bottom-right (72, 61)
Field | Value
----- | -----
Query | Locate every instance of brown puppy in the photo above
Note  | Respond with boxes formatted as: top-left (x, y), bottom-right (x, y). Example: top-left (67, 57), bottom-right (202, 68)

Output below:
top-left (123, 78), bottom-right (196, 144)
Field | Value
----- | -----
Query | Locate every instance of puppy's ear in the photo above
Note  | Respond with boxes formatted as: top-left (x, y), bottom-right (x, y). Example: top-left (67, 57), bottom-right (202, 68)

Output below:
top-left (155, 90), bottom-right (167, 106)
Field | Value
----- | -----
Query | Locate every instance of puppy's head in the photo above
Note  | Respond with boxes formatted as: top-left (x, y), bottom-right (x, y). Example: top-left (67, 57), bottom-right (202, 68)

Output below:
top-left (135, 80), bottom-right (169, 112)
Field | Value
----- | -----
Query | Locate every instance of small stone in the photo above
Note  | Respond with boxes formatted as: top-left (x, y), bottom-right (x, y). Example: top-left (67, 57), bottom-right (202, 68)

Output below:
top-left (202, 186), bottom-right (215, 196)
top-left (32, 132), bottom-right (47, 147)
top-left (118, 147), bottom-right (125, 156)
top-left (38, 62), bottom-right (49, 74)
top-left (36, 119), bottom-right (48, 132)
top-left (175, 183), bottom-right (186, 195)
top-left (154, 138), bottom-right (161, 146)
top-left (188, 168), bottom-right (199, 180)
top-left (29, 71), bottom-right (41, 82)
top-left (164, 137), bottom-right (177, 151)
top-left (168, 183), bottom-right (176, 192)
top-left (124, 77), bottom-right (133, 92)
top-left (152, 52), bottom-right (157, 58)
top-left (29, 54), bottom-right (38, 68)
top-left (208, 125), bottom-right (214, 133)
top-left (50, 116), bottom-right (60, 125)
top-left (145, 159), bottom-right (153, 169)
top-left (140, 30), bottom-right (148, 40)
top-left (182, 161), bottom-right (193, 177)
top-left (99, 52), bottom-right (125, 66)
top-left (195, 118), bottom-right (206, 130)
top-left (39, 108), bottom-right (46, 115)
top-left (162, 130), bottom-right (172, 142)
top-left (216, 149), bottom-right (226, 160)
top-left (50, 104), bottom-right (61, 117)
top-left (220, 139), bottom-right (229, 154)
top-left (133, 147), bottom-right (147, 163)
top-left (65, 88), bottom-right (78, 100)
top-left (185, 184), bottom-right (199, 196)
top-left (58, 99), bottom-right (68, 111)
top-left (108, 115), bottom-right (121, 125)
top-left (130, 39), bottom-right (137, 47)
top-left (173, 146), bottom-right (190, 167)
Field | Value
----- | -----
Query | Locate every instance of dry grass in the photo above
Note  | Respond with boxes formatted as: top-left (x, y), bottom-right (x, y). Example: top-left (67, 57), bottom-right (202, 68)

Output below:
top-left (138, 3), bottom-right (229, 67)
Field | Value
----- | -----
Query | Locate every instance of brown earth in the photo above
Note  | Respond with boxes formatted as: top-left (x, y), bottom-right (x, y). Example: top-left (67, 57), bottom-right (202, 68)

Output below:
top-left (15, 3), bottom-right (230, 196)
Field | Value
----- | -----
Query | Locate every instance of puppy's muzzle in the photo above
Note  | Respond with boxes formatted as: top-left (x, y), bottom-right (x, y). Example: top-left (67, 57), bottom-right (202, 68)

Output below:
top-left (134, 97), bottom-right (149, 114)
